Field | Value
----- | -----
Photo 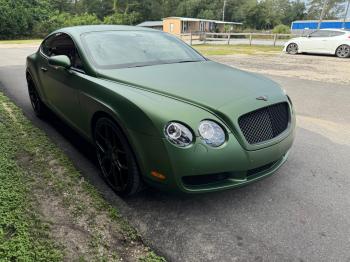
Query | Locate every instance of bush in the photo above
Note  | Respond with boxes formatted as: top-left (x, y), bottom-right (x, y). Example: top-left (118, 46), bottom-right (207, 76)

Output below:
top-left (33, 12), bottom-right (101, 37)
top-left (0, 0), bottom-right (50, 39)
top-left (272, 24), bottom-right (290, 34)
top-left (103, 11), bottom-right (141, 25)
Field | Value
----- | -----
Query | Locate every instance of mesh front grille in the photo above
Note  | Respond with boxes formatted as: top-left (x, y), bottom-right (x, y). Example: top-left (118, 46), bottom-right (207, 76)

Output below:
top-left (238, 103), bottom-right (289, 144)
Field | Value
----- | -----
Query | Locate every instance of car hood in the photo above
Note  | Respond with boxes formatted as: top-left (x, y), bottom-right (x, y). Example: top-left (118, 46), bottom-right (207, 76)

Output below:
top-left (97, 61), bottom-right (283, 111)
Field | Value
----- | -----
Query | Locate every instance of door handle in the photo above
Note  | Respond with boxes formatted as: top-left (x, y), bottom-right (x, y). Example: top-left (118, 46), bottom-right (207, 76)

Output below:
top-left (41, 67), bottom-right (48, 72)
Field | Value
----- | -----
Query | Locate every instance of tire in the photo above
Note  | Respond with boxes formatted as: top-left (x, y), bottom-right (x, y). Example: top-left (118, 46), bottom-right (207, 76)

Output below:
top-left (27, 76), bottom-right (48, 118)
top-left (286, 43), bottom-right (298, 55)
top-left (94, 117), bottom-right (143, 196)
top-left (335, 44), bottom-right (350, 58)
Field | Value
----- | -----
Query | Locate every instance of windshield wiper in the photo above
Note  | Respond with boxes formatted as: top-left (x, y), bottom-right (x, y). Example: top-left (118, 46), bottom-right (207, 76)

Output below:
top-left (177, 60), bottom-right (200, 63)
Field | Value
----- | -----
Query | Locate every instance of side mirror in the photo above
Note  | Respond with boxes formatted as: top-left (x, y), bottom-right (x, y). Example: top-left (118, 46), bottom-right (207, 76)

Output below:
top-left (48, 55), bottom-right (71, 69)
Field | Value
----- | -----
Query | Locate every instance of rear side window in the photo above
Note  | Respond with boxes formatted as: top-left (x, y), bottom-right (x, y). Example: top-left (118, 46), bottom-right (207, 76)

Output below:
top-left (329, 31), bottom-right (345, 37)
top-left (309, 30), bottom-right (332, 37)
top-left (40, 33), bottom-right (84, 71)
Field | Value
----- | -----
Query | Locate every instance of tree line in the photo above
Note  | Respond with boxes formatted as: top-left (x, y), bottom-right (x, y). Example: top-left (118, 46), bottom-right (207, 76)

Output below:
top-left (0, 0), bottom-right (347, 39)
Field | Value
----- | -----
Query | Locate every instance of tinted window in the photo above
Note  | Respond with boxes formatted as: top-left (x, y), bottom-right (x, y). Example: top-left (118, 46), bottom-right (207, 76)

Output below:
top-left (329, 31), bottom-right (345, 37)
top-left (309, 30), bottom-right (332, 37)
top-left (41, 33), bottom-right (84, 71)
top-left (41, 35), bottom-right (55, 56)
top-left (82, 31), bottom-right (205, 69)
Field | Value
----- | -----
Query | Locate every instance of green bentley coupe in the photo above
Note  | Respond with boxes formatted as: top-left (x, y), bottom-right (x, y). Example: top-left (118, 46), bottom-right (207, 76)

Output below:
top-left (26, 25), bottom-right (295, 196)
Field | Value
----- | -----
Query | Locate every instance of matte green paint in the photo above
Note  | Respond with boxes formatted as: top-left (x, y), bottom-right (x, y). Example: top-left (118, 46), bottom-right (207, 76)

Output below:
top-left (26, 25), bottom-right (295, 193)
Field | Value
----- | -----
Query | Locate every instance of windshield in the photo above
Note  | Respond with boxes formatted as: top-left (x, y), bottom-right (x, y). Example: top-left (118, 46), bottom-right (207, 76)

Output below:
top-left (82, 30), bottom-right (205, 69)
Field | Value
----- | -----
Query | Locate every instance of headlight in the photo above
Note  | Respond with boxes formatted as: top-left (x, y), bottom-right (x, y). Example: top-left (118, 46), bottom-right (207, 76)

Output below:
top-left (198, 120), bottom-right (226, 147)
top-left (164, 122), bottom-right (193, 147)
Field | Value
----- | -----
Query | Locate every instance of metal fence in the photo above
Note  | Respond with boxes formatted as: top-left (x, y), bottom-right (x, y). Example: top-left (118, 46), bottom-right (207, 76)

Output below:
top-left (179, 32), bottom-right (297, 47)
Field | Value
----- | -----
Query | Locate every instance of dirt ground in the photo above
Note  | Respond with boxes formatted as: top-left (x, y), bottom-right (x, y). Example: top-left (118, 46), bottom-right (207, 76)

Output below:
top-left (211, 53), bottom-right (350, 85)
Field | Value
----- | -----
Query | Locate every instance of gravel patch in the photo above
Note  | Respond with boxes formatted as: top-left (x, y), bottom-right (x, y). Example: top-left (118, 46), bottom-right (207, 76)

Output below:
top-left (211, 53), bottom-right (350, 85)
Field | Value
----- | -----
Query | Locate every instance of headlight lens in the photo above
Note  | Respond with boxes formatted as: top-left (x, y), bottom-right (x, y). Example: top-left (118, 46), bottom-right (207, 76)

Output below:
top-left (198, 120), bottom-right (226, 147)
top-left (164, 122), bottom-right (193, 147)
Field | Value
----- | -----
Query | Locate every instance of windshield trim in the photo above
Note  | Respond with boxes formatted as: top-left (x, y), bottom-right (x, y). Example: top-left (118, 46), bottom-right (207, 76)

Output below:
top-left (81, 30), bottom-right (206, 69)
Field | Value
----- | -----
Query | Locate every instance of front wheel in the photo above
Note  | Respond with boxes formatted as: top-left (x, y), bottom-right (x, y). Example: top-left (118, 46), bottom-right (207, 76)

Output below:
top-left (335, 45), bottom-right (350, 58)
top-left (286, 43), bottom-right (298, 55)
top-left (94, 117), bottom-right (143, 196)
top-left (27, 76), bottom-right (48, 118)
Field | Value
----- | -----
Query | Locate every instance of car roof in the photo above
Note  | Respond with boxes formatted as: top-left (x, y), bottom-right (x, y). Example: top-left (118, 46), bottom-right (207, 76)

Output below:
top-left (53, 25), bottom-right (156, 38)
top-left (318, 28), bottom-right (349, 32)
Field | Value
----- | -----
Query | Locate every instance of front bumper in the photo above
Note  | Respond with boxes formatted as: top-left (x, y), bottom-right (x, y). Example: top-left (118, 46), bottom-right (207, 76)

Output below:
top-left (128, 117), bottom-right (295, 194)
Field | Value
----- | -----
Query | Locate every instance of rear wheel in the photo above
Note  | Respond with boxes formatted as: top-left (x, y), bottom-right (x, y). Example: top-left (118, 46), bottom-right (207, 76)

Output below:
top-left (94, 117), bottom-right (143, 196)
top-left (335, 44), bottom-right (350, 58)
top-left (27, 76), bottom-right (48, 118)
top-left (286, 43), bottom-right (298, 55)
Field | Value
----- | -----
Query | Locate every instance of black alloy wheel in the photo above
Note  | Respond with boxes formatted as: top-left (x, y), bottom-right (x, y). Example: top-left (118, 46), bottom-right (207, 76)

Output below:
top-left (27, 76), bottom-right (47, 118)
top-left (94, 117), bottom-right (142, 196)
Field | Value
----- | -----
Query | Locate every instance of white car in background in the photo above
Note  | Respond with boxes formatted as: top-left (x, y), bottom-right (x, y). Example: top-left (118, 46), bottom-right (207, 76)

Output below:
top-left (284, 29), bottom-right (350, 58)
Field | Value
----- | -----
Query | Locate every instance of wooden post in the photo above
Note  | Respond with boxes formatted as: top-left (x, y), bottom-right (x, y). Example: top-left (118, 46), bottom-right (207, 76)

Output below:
top-left (190, 32), bottom-right (193, 46)
top-left (249, 33), bottom-right (252, 46)
top-left (227, 34), bottom-right (231, 45)
top-left (203, 33), bottom-right (207, 44)
top-left (273, 34), bottom-right (277, 46)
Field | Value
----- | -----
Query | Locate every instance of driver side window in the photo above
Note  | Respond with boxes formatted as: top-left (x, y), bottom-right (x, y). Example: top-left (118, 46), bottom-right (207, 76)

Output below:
top-left (41, 33), bottom-right (85, 71)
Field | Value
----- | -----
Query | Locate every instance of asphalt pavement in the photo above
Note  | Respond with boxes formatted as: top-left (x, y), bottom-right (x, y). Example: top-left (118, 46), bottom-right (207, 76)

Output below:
top-left (0, 46), bottom-right (349, 262)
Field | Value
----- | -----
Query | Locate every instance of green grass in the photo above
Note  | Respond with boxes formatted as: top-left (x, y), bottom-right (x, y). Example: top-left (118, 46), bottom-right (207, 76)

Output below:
top-left (193, 44), bottom-right (283, 56)
top-left (0, 92), bottom-right (166, 261)
top-left (139, 252), bottom-right (167, 262)
top-left (0, 95), bottom-right (63, 261)
top-left (0, 39), bottom-right (41, 44)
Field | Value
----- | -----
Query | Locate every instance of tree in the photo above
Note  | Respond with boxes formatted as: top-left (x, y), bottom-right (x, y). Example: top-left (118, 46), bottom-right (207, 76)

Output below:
top-left (47, 0), bottom-right (73, 13)
top-left (307, 0), bottom-right (347, 19)
top-left (33, 12), bottom-right (101, 36)
top-left (0, 0), bottom-right (50, 39)
top-left (283, 0), bottom-right (307, 24)
top-left (0, 0), bottom-right (341, 39)
top-left (104, 11), bottom-right (141, 25)
top-left (77, 0), bottom-right (114, 19)
top-left (243, 0), bottom-right (281, 30)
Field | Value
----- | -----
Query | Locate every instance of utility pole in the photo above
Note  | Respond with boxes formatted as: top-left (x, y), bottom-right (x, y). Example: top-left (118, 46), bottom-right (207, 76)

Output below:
top-left (318, 0), bottom-right (329, 29)
top-left (223, 0), bottom-right (227, 21)
top-left (343, 0), bottom-right (350, 29)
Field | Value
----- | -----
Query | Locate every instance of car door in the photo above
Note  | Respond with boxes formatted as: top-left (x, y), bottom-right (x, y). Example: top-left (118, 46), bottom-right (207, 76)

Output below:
top-left (324, 30), bottom-right (346, 53)
top-left (302, 30), bottom-right (331, 53)
top-left (38, 33), bottom-right (85, 129)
